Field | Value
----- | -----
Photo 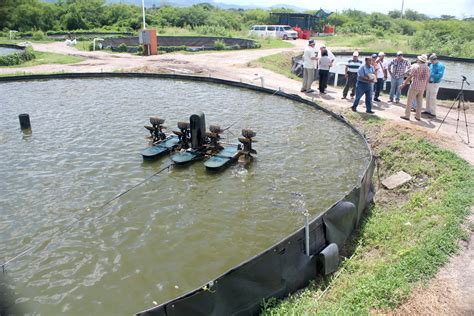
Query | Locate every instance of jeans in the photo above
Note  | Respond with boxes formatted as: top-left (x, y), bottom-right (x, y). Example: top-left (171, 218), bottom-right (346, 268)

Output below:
top-left (352, 81), bottom-right (373, 112)
top-left (319, 69), bottom-right (329, 93)
top-left (389, 77), bottom-right (404, 101)
top-left (342, 72), bottom-right (357, 97)
top-left (374, 78), bottom-right (384, 99)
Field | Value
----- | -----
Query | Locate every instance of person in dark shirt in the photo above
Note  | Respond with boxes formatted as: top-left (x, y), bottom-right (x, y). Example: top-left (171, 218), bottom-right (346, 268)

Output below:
top-left (342, 51), bottom-right (362, 99)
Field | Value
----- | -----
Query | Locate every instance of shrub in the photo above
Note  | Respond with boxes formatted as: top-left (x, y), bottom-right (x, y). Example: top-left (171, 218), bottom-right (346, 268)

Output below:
top-left (227, 44), bottom-right (240, 50)
top-left (0, 46), bottom-right (36, 66)
top-left (158, 45), bottom-right (187, 53)
top-left (32, 31), bottom-right (46, 41)
top-left (117, 43), bottom-right (128, 52)
top-left (214, 39), bottom-right (225, 50)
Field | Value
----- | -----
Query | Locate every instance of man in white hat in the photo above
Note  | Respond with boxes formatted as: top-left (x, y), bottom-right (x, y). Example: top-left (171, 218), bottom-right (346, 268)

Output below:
top-left (342, 51), bottom-right (363, 99)
top-left (351, 56), bottom-right (376, 114)
top-left (400, 54), bottom-right (430, 121)
top-left (373, 52), bottom-right (388, 102)
top-left (317, 44), bottom-right (336, 62)
top-left (388, 51), bottom-right (410, 103)
top-left (423, 53), bottom-right (445, 117)
top-left (301, 39), bottom-right (317, 93)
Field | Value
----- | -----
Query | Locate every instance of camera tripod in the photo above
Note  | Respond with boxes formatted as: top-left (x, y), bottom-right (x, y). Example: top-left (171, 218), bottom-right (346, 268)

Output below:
top-left (436, 76), bottom-right (470, 144)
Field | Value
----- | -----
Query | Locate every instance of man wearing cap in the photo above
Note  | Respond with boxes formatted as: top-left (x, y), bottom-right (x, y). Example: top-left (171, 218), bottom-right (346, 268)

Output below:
top-left (423, 53), bottom-right (445, 117)
top-left (301, 39), bottom-right (317, 93)
top-left (400, 54), bottom-right (430, 121)
top-left (342, 51), bottom-right (363, 99)
top-left (351, 56), bottom-right (376, 114)
top-left (317, 44), bottom-right (336, 63)
top-left (374, 52), bottom-right (388, 102)
top-left (388, 51), bottom-right (410, 103)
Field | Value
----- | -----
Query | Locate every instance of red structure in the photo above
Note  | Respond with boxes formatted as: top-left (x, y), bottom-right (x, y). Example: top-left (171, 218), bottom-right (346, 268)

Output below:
top-left (139, 29), bottom-right (157, 56)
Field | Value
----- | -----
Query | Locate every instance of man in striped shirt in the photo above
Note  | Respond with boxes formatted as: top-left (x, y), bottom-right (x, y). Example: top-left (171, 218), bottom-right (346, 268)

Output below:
top-left (341, 51), bottom-right (363, 99)
top-left (388, 51), bottom-right (410, 103)
top-left (400, 54), bottom-right (430, 121)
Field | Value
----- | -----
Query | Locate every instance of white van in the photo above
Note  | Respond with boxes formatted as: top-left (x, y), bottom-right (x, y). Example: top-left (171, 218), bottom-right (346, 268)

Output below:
top-left (249, 25), bottom-right (298, 40)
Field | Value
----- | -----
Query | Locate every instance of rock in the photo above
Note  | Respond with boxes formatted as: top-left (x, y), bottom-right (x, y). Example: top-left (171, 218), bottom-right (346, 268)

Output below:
top-left (382, 171), bottom-right (413, 190)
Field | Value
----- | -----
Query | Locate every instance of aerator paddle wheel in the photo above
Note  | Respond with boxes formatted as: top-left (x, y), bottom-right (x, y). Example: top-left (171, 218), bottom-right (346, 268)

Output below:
top-left (205, 124), bottom-right (225, 154)
top-left (144, 116), bottom-right (167, 143)
top-left (173, 121), bottom-right (191, 150)
top-left (238, 129), bottom-right (257, 164)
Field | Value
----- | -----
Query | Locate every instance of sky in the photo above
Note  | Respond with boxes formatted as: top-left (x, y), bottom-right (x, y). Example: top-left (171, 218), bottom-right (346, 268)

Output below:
top-left (214, 0), bottom-right (474, 18)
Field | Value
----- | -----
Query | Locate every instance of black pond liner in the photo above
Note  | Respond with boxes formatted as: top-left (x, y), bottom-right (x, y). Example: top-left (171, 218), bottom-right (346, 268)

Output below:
top-left (0, 73), bottom-right (375, 316)
top-left (101, 36), bottom-right (257, 50)
top-left (291, 53), bottom-right (474, 102)
top-left (0, 44), bottom-right (26, 51)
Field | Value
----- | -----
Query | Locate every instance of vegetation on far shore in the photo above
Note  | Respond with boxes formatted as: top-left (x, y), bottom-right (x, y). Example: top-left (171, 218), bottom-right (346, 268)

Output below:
top-left (262, 114), bottom-right (474, 314)
top-left (1, 1), bottom-right (473, 58)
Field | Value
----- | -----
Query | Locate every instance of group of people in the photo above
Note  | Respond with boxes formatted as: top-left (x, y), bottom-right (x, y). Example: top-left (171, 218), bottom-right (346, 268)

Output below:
top-left (301, 39), bottom-right (334, 94)
top-left (301, 39), bottom-right (446, 120)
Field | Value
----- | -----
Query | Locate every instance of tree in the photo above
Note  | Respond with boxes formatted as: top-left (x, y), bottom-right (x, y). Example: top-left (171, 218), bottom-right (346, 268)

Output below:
top-left (388, 10), bottom-right (401, 19)
top-left (404, 9), bottom-right (428, 21)
top-left (440, 15), bottom-right (456, 20)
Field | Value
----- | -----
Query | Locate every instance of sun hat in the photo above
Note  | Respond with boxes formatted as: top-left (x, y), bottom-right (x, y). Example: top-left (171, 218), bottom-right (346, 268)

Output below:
top-left (396, 51), bottom-right (403, 56)
top-left (417, 54), bottom-right (428, 63)
top-left (429, 53), bottom-right (438, 60)
top-left (352, 51), bottom-right (359, 56)
top-left (378, 52), bottom-right (385, 56)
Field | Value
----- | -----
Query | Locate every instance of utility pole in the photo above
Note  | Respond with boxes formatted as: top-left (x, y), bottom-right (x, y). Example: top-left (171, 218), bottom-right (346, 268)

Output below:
top-left (141, 0), bottom-right (146, 29)
top-left (401, 0), bottom-right (405, 19)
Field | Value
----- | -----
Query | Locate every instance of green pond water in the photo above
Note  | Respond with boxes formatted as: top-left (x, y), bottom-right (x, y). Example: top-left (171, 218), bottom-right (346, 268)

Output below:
top-left (0, 78), bottom-right (370, 314)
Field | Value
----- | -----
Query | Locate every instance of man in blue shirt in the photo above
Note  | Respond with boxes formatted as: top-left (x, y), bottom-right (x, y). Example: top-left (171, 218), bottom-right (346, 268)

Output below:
top-left (351, 56), bottom-right (375, 113)
top-left (422, 53), bottom-right (445, 117)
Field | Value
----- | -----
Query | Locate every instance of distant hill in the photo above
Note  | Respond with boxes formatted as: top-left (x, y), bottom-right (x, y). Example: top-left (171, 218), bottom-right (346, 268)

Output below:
top-left (42, 0), bottom-right (309, 12)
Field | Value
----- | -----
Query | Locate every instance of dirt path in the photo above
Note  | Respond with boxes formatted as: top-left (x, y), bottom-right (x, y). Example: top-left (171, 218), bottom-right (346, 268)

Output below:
top-left (2, 39), bottom-right (473, 313)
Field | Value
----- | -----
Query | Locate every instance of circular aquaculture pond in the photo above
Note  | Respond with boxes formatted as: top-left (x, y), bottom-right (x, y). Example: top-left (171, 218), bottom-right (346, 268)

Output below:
top-left (0, 76), bottom-right (371, 314)
top-left (0, 45), bottom-right (23, 56)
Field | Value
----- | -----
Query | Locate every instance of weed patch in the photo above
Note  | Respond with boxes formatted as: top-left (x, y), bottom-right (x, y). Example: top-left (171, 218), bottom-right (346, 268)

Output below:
top-left (262, 113), bottom-right (474, 315)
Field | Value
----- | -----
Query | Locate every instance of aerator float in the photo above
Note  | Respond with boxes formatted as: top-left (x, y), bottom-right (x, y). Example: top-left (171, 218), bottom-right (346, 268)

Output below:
top-left (141, 116), bottom-right (180, 159)
top-left (140, 112), bottom-right (257, 170)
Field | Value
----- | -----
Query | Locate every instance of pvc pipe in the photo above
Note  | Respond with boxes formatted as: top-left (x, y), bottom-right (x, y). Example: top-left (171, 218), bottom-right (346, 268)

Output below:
top-left (142, 0), bottom-right (146, 30)
top-left (304, 212), bottom-right (310, 256)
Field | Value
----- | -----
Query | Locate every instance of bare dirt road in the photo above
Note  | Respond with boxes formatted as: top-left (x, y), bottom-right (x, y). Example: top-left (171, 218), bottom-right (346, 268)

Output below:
top-left (1, 39), bottom-right (473, 314)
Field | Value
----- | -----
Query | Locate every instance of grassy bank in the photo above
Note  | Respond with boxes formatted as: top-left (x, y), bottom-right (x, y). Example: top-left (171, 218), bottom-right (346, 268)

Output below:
top-left (262, 115), bottom-right (474, 314)
top-left (322, 34), bottom-right (416, 54)
top-left (250, 52), bottom-right (301, 80)
top-left (2, 51), bottom-right (84, 68)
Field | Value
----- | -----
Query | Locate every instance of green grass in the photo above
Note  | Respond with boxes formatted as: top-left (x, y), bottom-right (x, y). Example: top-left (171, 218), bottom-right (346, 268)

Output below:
top-left (262, 116), bottom-right (474, 314)
top-left (4, 51), bottom-right (85, 68)
top-left (250, 52), bottom-right (301, 80)
top-left (256, 37), bottom-right (293, 49)
top-left (323, 34), bottom-right (417, 54)
top-left (74, 41), bottom-right (91, 52)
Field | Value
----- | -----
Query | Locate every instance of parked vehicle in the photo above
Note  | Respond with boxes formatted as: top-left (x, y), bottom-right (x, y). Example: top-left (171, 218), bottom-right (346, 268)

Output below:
top-left (249, 25), bottom-right (298, 40)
